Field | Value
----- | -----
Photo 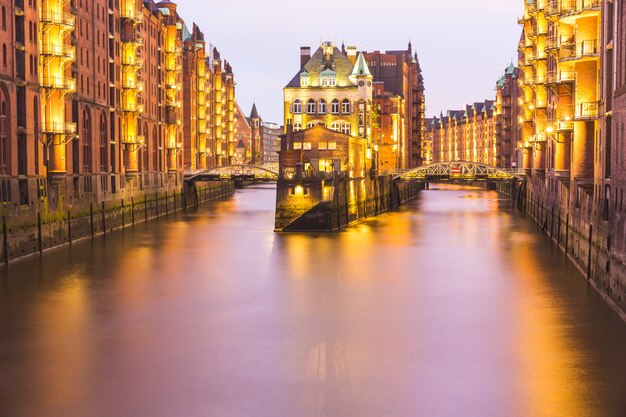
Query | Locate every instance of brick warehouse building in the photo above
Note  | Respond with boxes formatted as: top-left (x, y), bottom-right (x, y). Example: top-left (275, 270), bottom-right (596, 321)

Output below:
top-left (0, 0), bottom-right (237, 220)
top-left (516, 0), bottom-right (626, 318)
top-left (283, 41), bottom-right (425, 175)
top-left (428, 63), bottom-right (521, 169)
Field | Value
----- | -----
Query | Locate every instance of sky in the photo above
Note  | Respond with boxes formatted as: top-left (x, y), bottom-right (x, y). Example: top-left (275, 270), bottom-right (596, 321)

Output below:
top-left (175, 0), bottom-right (523, 124)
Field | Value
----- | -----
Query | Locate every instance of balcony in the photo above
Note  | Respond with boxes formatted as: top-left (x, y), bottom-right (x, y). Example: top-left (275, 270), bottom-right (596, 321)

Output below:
top-left (40, 76), bottom-right (76, 91)
top-left (121, 79), bottom-right (143, 91)
top-left (528, 24), bottom-right (548, 38)
top-left (120, 8), bottom-right (143, 23)
top-left (40, 43), bottom-right (76, 60)
top-left (121, 56), bottom-right (143, 67)
top-left (42, 121), bottom-right (77, 135)
top-left (575, 101), bottom-right (600, 120)
top-left (165, 108), bottom-right (179, 125)
top-left (559, 39), bottom-right (599, 62)
top-left (559, 0), bottom-right (601, 23)
top-left (123, 32), bottom-right (143, 46)
top-left (545, 70), bottom-right (575, 84)
top-left (39, 10), bottom-right (76, 28)
top-left (545, 0), bottom-right (560, 17)
top-left (120, 100), bottom-right (144, 113)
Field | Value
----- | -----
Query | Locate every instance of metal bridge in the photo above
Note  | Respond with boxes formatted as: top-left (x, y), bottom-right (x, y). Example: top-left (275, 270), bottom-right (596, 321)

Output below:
top-left (393, 161), bottom-right (525, 181)
top-left (184, 164), bottom-right (279, 182)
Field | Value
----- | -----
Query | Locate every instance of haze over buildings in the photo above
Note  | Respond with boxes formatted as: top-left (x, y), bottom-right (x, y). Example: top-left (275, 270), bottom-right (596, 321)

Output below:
top-left (174, 0), bottom-right (523, 123)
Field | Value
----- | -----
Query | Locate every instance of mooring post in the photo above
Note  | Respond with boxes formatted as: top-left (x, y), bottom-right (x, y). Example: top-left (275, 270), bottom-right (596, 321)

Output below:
top-left (68, 209), bottom-right (72, 244)
top-left (90, 203), bottom-right (94, 237)
top-left (587, 224), bottom-right (593, 280)
top-left (102, 201), bottom-right (106, 235)
top-left (2, 215), bottom-right (8, 264)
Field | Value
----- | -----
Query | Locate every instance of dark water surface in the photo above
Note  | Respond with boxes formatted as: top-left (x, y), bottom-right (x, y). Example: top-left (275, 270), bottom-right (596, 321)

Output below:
top-left (1, 183), bottom-right (626, 417)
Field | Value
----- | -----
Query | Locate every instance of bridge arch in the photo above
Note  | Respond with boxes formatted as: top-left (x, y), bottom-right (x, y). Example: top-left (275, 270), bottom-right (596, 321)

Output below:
top-left (184, 164), bottom-right (279, 182)
top-left (394, 161), bottom-right (524, 181)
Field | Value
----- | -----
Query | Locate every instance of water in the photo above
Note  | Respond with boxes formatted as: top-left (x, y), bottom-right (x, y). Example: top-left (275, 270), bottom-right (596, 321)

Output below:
top-left (1, 183), bottom-right (626, 417)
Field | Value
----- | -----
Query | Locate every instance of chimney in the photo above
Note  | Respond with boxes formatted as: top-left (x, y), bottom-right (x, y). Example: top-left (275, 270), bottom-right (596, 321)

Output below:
top-left (346, 46), bottom-right (357, 65)
top-left (300, 46), bottom-right (311, 68)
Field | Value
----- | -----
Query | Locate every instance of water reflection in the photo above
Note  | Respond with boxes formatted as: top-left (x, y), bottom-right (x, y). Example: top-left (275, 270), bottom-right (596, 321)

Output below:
top-left (1, 183), bottom-right (626, 417)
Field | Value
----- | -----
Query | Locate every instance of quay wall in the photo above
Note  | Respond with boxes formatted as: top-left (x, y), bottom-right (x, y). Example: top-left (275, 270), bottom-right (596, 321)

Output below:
top-left (275, 176), bottom-right (424, 232)
top-left (1, 181), bottom-right (234, 265)
top-left (520, 176), bottom-right (626, 321)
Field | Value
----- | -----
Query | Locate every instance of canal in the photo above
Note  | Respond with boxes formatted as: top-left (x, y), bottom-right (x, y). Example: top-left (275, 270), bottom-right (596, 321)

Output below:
top-left (1, 183), bottom-right (626, 417)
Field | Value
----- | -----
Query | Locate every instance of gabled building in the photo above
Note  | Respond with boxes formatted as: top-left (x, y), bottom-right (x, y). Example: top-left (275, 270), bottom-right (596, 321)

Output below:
top-left (284, 42), bottom-right (373, 146)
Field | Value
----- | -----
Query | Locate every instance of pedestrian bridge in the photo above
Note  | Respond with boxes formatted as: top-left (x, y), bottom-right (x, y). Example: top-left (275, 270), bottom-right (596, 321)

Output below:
top-left (393, 161), bottom-right (525, 181)
top-left (184, 164), bottom-right (279, 182)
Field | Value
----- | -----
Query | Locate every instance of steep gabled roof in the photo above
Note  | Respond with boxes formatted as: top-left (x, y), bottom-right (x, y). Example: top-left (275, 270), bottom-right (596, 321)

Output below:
top-left (285, 44), bottom-right (357, 88)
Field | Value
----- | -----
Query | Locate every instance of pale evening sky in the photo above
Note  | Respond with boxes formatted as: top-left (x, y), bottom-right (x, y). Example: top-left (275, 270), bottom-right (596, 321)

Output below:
top-left (175, 0), bottom-right (523, 124)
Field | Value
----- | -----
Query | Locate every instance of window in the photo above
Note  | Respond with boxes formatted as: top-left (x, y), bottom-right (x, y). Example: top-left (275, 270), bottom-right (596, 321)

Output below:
top-left (293, 122), bottom-right (302, 131)
top-left (300, 73), bottom-right (309, 87)
top-left (293, 142), bottom-right (302, 150)
top-left (0, 84), bottom-right (8, 175)
top-left (318, 99), bottom-right (326, 114)
top-left (330, 122), bottom-right (340, 132)
top-left (303, 142), bottom-right (312, 150)
top-left (328, 142), bottom-right (337, 150)
top-left (1, 7), bottom-right (5, 30)
top-left (331, 99), bottom-right (340, 114)
top-left (82, 109), bottom-right (92, 173)
top-left (293, 99), bottom-right (302, 114)
top-left (33, 97), bottom-right (39, 176)
top-left (99, 113), bottom-right (107, 172)
top-left (341, 123), bottom-right (351, 135)
top-left (306, 122), bottom-right (316, 128)
top-left (2, 44), bottom-right (6, 67)
top-left (307, 99), bottom-right (316, 114)
top-left (341, 99), bottom-right (351, 114)
top-left (319, 142), bottom-right (327, 150)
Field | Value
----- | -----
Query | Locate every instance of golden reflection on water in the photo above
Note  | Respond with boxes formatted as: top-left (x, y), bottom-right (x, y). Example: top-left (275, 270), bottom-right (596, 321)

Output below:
top-left (511, 235), bottom-right (595, 417)
top-left (1, 184), bottom-right (626, 417)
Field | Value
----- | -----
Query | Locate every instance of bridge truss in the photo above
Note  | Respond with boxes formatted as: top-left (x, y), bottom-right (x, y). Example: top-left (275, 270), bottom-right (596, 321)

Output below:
top-left (184, 164), bottom-right (279, 182)
top-left (394, 161), bottom-right (525, 181)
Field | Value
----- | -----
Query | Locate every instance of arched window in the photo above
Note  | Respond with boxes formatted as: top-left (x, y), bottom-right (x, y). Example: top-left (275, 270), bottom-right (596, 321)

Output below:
top-left (2, 44), bottom-right (6, 67)
top-left (318, 99), bottom-right (326, 114)
top-left (330, 122), bottom-right (340, 132)
top-left (82, 109), bottom-right (92, 173)
top-left (0, 83), bottom-right (8, 175)
top-left (152, 126), bottom-right (158, 171)
top-left (1, 7), bottom-right (5, 30)
top-left (341, 123), bottom-right (351, 135)
top-left (293, 122), bottom-right (302, 131)
top-left (99, 112), bottom-right (107, 172)
top-left (331, 99), bottom-right (340, 114)
top-left (307, 99), bottom-right (316, 114)
top-left (306, 122), bottom-right (317, 128)
top-left (142, 122), bottom-right (148, 173)
top-left (341, 99), bottom-right (351, 114)
top-left (292, 99), bottom-right (302, 114)
top-left (33, 97), bottom-right (39, 176)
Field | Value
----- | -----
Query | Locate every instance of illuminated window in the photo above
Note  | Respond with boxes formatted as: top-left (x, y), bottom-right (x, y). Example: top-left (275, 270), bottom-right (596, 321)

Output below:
top-left (318, 99), bottom-right (326, 114)
top-left (293, 142), bottom-right (302, 149)
top-left (328, 142), bottom-right (337, 150)
top-left (330, 122), bottom-right (340, 132)
top-left (341, 123), bottom-right (351, 135)
top-left (331, 99), bottom-right (340, 114)
top-left (303, 142), bottom-right (311, 150)
top-left (319, 142), bottom-right (327, 150)
top-left (293, 99), bottom-right (302, 114)
top-left (306, 122), bottom-right (316, 128)
top-left (321, 69), bottom-right (337, 87)
top-left (307, 99), bottom-right (316, 114)
top-left (293, 122), bottom-right (302, 131)
top-left (300, 72), bottom-right (310, 87)
top-left (341, 99), bottom-right (351, 114)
